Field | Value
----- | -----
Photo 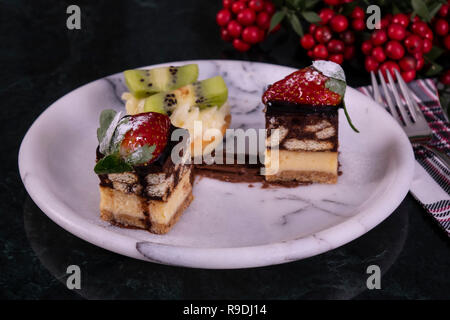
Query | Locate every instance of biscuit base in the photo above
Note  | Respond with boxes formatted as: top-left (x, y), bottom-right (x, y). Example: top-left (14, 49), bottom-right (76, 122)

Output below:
top-left (265, 170), bottom-right (337, 184)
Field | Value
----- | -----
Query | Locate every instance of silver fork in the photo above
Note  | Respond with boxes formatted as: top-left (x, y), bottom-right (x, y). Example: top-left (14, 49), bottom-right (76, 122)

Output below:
top-left (370, 70), bottom-right (450, 168)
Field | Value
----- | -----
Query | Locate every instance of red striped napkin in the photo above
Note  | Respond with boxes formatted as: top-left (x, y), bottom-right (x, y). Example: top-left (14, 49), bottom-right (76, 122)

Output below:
top-left (358, 79), bottom-right (450, 236)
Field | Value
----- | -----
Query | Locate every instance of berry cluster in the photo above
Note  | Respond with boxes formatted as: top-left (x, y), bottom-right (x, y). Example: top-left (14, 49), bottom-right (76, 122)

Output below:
top-left (433, 1), bottom-right (450, 51)
top-left (323, 0), bottom-right (354, 5)
top-left (362, 13), bottom-right (437, 82)
top-left (300, 7), bottom-right (360, 64)
top-left (216, 0), bottom-right (276, 52)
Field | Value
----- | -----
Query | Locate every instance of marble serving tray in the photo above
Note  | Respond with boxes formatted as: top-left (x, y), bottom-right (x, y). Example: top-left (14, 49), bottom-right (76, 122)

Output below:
top-left (19, 60), bottom-right (414, 269)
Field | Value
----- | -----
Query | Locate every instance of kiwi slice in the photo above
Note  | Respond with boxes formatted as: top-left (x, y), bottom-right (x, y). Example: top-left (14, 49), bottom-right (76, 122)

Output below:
top-left (123, 64), bottom-right (199, 98)
top-left (143, 76), bottom-right (228, 114)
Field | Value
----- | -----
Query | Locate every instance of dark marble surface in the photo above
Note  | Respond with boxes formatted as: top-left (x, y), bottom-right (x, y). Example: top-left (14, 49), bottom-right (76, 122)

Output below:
top-left (1, 0), bottom-right (449, 300)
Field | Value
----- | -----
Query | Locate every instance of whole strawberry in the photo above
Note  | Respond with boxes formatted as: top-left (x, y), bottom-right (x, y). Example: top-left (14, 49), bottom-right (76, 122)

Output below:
top-left (118, 112), bottom-right (171, 164)
top-left (95, 111), bottom-right (171, 174)
top-left (262, 66), bottom-right (343, 106)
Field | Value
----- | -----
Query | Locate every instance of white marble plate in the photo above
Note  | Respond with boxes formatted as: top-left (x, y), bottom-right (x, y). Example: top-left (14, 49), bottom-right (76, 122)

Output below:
top-left (19, 60), bottom-right (414, 269)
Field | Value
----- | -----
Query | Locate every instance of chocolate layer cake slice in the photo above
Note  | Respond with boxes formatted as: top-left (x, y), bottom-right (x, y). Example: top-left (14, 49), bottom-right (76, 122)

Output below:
top-left (262, 60), bottom-right (355, 184)
top-left (95, 111), bottom-right (193, 234)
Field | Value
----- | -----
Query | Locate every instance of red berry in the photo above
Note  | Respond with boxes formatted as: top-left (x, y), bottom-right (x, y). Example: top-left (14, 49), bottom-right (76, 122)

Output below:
top-left (330, 15), bottom-right (349, 33)
top-left (249, 0), bottom-right (264, 11)
top-left (223, 0), bottom-right (233, 9)
top-left (231, 1), bottom-right (246, 14)
top-left (314, 26), bottom-right (332, 43)
top-left (242, 26), bottom-right (261, 44)
top-left (438, 4), bottom-right (449, 18)
top-left (233, 38), bottom-right (251, 51)
top-left (401, 70), bottom-right (416, 83)
top-left (365, 56), bottom-right (379, 72)
top-left (329, 53), bottom-right (344, 65)
top-left (388, 23), bottom-right (406, 41)
top-left (313, 44), bottom-right (328, 59)
top-left (385, 41), bottom-right (405, 60)
top-left (422, 39), bottom-right (432, 53)
top-left (399, 56), bottom-right (416, 71)
top-left (323, 0), bottom-right (340, 5)
top-left (412, 21), bottom-right (428, 36)
top-left (371, 29), bottom-right (387, 46)
top-left (327, 39), bottom-right (345, 53)
top-left (440, 70), bottom-right (450, 85)
top-left (351, 7), bottom-right (365, 20)
top-left (309, 24), bottom-right (317, 34)
top-left (372, 47), bottom-right (386, 62)
top-left (361, 40), bottom-right (373, 55)
top-left (256, 11), bottom-right (270, 29)
top-left (444, 35), bottom-right (450, 50)
top-left (221, 28), bottom-right (232, 42)
top-left (307, 49), bottom-right (314, 58)
top-left (340, 30), bottom-right (355, 45)
top-left (216, 9), bottom-right (232, 27)
top-left (435, 19), bottom-right (449, 36)
top-left (237, 8), bottom-right (256, 26)
top-left (119, 112), bottom-right (171, 164)
top-left (343, 46), bottom-right (355, 60)
top-left (404, 35), bottom-right (423, 54)
top-left (392, 13), bottom-right (409, 28)
top-left (415, 57), bottom-right (425, 71)
top-left (264, 1), bottom-right (276, 15)
top-left (319, 8), bottom-right (335, 25)
top-left (352, 19), bottom-right (365, 31)
top-left (377, 16), bottom-right (391, 29)
top-left (300, 34), bottom-right (316, 50)
top-left (227, 20), bottom-right (243, 38)
top-left (379, 61), bottom-right (400, 81)
top-left (422, 27), bottom-right (433, 41)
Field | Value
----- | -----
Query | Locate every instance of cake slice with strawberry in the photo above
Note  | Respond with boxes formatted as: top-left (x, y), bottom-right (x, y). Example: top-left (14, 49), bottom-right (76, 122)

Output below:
top-left (94, 111), bottom-right (193, 234)
top-left (262, 60), bottom-right (357, 184)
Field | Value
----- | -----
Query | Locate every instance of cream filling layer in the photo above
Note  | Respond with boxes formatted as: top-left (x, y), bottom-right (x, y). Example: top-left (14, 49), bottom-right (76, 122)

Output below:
top-left (265, 150), bottom-right (338, 175)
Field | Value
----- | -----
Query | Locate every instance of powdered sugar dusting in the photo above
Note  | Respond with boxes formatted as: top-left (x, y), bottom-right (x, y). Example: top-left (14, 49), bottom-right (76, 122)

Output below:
top-left (99, 111), bottom-right (123, 154)
top-left (312, 60), bottom-right (346, 82)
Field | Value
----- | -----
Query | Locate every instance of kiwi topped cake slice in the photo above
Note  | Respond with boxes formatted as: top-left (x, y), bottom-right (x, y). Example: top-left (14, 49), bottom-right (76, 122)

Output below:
top-left (124, 64), bottom-right (199, 98)
top-left (143, 76), bottom-right (228, 115)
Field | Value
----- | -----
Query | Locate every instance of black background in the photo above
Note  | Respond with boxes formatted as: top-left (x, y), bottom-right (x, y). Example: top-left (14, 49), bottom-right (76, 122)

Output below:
top-left (1, 0), bottom-right (450, 299)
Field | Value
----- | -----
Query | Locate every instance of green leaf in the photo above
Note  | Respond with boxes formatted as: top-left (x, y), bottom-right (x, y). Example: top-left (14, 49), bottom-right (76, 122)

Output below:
top-left (325, 78), bottom-right (346, 97)
top-left (94, 153), bottom-right (133, 174)
top-left (269, 10), bottom-right (286, 32)
top-left (287, 12), bottom-right (303, 36)
top-left (429, 3), bottom-right (444, 20)
top-left (126, 144), bottom-right (156, 165)
top-left (411, 0), bottom-right (431, 21)
top-left (304, 0), bottom-right (320, 9)
top-left (425, 46), bottom-right (444, 61)
top-left (342, 101), bottom-right (360, 133)
top-left (425, 62), bottom-right (443, 77)
top-left (301, 11), bottom-right (321, 24)
top-left (286, 0), bottom-right (302, 10)
top-left (97, 109), bottom-right (117, 143)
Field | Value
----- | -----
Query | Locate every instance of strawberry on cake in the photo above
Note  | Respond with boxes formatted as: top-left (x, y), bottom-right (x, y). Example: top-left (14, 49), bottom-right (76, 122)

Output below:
top-left (262, 60), bottom-right (358, 184)
top-left (94, 111), bottom-right (193, 234)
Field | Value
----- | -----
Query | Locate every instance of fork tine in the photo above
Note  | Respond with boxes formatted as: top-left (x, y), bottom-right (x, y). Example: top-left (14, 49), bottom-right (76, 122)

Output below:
top-left (386, 70), bottom-right (412, 125)
top-left (394, 69), bottom-right (417, 122)
top-left (377, 70), bottom-right (401, 123)
top-left (370, 71), bottom-right (383, 105)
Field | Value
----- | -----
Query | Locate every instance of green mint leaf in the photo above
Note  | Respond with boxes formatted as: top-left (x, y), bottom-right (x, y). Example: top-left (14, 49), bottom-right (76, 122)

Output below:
top-left (425, 62), bottom-right (443, 77)
top-left (412, 0), bottom-right (431, 21)
top-left (342, 101), bottom-right (359, 133)
top-left (126, 144), bottom-right (156, 165)
top-left (325, 78), bottom-right (346, 97)
top-left (99, 110), bottom-right (124, 155)
top-left (94, 153), bottom-right (133, 175)
top-left (269, 10), bottom-right (286, 32)
top-left (97, 109), bottom-right (117, 143)
top-left (301, 11), bottom-right (321, 24)
top-left (287, 12), bottom-right (303, 36)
